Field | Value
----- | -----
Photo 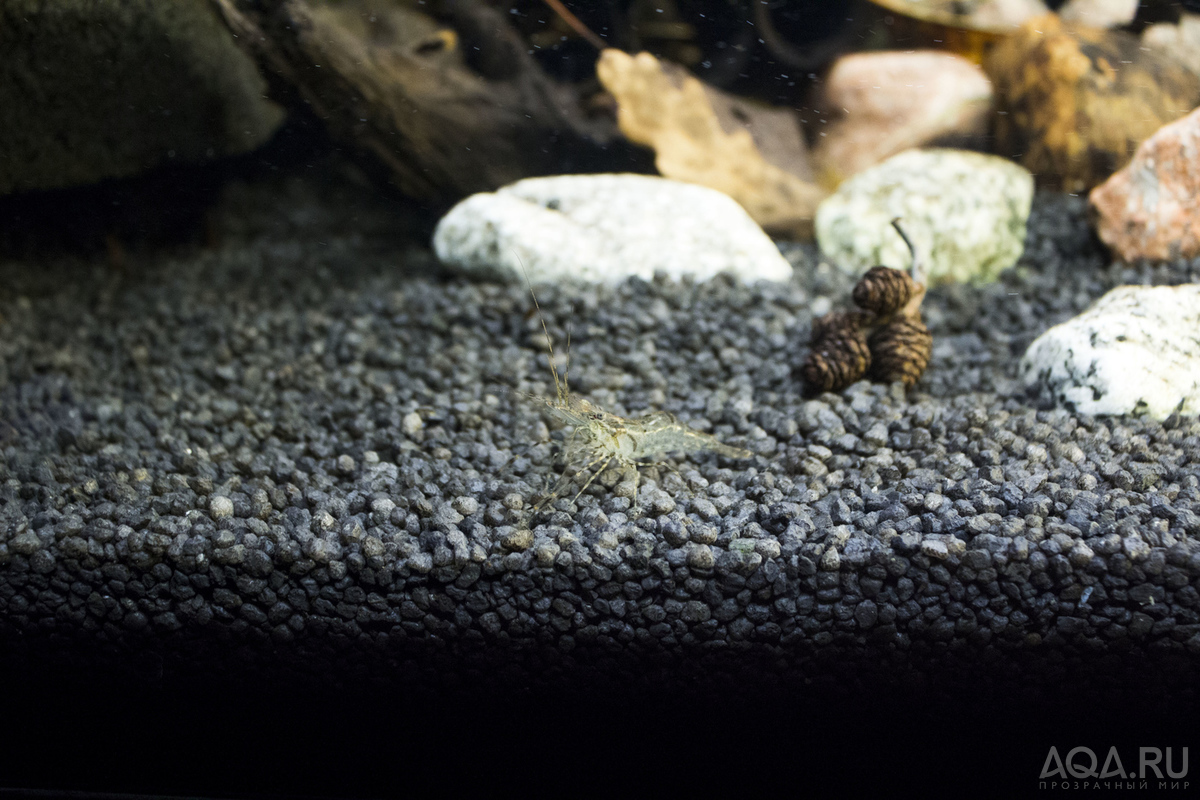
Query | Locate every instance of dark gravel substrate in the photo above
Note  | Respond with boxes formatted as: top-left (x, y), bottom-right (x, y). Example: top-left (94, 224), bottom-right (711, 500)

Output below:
top-left (2, 178), bottom-right (1200, 795)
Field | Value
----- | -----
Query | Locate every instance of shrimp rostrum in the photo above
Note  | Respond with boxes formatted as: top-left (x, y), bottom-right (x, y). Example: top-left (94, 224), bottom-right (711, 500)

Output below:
top-left (524, 286), bottom-right (752, 512)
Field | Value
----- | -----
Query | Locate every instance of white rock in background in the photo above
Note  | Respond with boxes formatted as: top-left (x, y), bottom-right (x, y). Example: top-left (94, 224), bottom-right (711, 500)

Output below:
top-left (1020, 285), bottom-right (1200, 420)
top-left (968, 0), bottom-right (1049, 28)
top-left (1142, 13), bottom-right (1200, 81)
top-left (815, 148), bottom-right (1034, 284)
top-left (432, 174), bottom-right (793, 285)
top-left (1058, 0), bottom-right (1138, 28)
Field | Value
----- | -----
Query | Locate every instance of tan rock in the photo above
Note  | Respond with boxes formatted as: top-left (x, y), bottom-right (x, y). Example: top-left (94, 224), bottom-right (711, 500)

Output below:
top-left (1142, 14), bottom-right (1200, 81)
top-left (986, 13), bottom-right (1200, 193)
top-left (813, 51), bottom-right (992, 184)
top-left (596, 49), bottom-right (825, 238)
top-left (1089, 106), bottom-right (1200, 261)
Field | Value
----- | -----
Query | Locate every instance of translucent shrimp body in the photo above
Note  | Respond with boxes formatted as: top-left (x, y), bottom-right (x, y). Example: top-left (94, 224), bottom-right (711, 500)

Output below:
top-left (536, 395), bottom-right (752, 464)
top-left (523, 275), bottom-right (752, 510)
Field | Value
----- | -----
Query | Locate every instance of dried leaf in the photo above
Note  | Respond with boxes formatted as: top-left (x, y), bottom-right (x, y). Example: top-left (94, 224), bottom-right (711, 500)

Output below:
top-left (596, 49), bottom-right (825, 238)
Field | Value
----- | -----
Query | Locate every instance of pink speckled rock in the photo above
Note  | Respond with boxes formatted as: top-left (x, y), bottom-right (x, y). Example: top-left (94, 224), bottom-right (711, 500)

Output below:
top-left (1090, 106), bottom-right (1200, 261)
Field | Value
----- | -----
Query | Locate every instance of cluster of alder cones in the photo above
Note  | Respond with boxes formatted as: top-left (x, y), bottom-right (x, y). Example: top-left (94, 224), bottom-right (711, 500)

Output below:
top-left (801, 255), bottom-right (933, 394)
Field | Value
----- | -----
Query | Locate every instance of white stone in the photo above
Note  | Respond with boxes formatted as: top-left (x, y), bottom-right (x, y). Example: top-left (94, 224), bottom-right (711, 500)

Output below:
top-left (920, 539), bottom-right (950, 560)
top-left (432, 174), bottom-right (793, 285)
top-left (1019, 285), bottom-right (1200, 420)
top-left (209, 495), bottom-right (234, 520)
top-left (815, 148), bottom-right (1034, 284)
top-left (401, 412), bottom-right (424, 436)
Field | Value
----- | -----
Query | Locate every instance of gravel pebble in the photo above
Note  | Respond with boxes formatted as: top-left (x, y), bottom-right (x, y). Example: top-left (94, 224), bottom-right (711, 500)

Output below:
top-left (209, 496), bottom-right (234, 520)
top-left (1, 186), bottom-right (1199, 706)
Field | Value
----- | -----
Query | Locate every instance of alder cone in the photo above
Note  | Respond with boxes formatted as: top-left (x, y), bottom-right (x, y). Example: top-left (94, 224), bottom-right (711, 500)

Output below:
top-left (801, 328), bottom-right (872, 394)
top-left (852, 266), bottom-right (916, 316)
top-left (869, 316), bottom-right (932, 387)
top-left (803, 263), bottom-right (932, 394)
top-left (810, 309), bottom-right (874, 342)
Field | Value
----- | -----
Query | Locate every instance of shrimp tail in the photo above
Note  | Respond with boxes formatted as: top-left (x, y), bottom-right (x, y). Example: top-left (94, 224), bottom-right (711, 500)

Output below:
top-left (628, 414), bottom-right (754, 461)
top-left (702, 439), bottom-right (755, 460)
top-left (668, 429), bottom-right (753, 460)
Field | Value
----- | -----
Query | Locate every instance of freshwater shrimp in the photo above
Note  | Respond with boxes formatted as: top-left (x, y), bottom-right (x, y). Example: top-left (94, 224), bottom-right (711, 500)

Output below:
top-left (521, 273), bottom-right (753, 512)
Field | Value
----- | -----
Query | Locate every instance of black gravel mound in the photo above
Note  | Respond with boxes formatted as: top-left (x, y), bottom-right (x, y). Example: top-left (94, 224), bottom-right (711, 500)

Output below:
top-left (2, 182), bottom-right (1199, 795)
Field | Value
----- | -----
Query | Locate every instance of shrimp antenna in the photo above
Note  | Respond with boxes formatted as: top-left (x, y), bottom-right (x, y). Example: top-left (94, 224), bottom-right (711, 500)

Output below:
top-left (516, 253), bottom-right (568, 404)
top-left (563, 323), bottom-right (572, 401)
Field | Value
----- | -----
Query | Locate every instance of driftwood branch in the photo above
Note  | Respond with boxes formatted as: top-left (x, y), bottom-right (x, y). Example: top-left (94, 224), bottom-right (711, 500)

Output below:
top-left (211, 0), bottom-right (624, 205)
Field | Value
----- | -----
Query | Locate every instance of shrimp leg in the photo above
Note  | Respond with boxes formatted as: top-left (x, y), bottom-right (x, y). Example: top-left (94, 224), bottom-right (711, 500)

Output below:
top-left (532, 422), bottom-right (586, 512)
top-left (570, 454), bottom-right (616, 504)
top-left (535, 450), bottom-right (616, 512)
top-left (536, 462), bottom-right (581, 513)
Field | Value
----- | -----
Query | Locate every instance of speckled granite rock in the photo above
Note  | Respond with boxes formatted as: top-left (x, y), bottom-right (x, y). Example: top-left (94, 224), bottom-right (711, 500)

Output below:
top-left (1021, 285), bottom-right (1200, 419)
top-left (432, 174), bottom-right (793, 285)
top-left (1090, 106), bottom-right (1200, 262)
top-left (0, 0), bottom-right (284, 195)
top-left (814, 149), bottom-right (1034, 284)
top-left (813, 51), bottom-right (993, 183)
